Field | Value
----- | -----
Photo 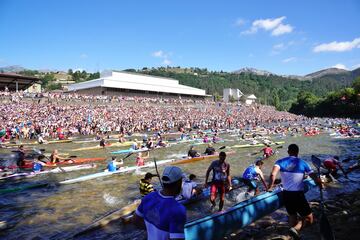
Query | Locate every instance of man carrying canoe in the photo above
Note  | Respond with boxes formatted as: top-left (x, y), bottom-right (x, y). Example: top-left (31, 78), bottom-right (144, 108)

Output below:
top-left (242, 160), bottom-right (268, 196)
top-left (205, 151), bottom-right (232, 211)
top-left (135, 166), bottom-right (186, 240)
top-left (268, 144), bottom-right (322, 240)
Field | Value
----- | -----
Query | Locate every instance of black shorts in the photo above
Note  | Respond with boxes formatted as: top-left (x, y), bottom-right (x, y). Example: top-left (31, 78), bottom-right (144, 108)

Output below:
top-left (283, 191), bottom-right (312, 217)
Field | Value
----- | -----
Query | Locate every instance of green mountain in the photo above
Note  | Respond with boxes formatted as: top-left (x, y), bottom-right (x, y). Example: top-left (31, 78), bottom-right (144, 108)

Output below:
top-left (128, 67), bottom-right (360, 111)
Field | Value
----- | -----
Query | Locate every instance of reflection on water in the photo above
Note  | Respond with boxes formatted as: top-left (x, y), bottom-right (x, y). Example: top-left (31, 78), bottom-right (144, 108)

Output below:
top-left (0, 133), bottom-right (359, 239)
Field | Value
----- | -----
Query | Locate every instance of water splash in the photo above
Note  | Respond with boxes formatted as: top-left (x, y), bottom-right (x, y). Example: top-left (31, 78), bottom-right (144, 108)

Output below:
top-left (103, 193), bottom-right (122, 207)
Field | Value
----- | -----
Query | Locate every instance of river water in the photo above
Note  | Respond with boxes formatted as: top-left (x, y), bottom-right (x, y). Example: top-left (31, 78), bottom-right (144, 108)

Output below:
top-left (0, 132), bottom-right (359, 240)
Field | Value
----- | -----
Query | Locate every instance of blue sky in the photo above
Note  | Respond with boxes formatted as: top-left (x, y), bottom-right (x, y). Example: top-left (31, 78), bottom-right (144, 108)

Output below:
top-left (0, 0), bottom-right (359, 75)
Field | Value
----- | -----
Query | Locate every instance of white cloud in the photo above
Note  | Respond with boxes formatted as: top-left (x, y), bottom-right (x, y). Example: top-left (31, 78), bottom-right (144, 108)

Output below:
top-left (271, 41), bottom-right (295, 55)
top-left (332, 63), bottom-right (348, 70)
top-left (313, 37), bottom-right (360, 52)
top-left (152, 50), bottom-right (172, 65)
top-left (282, 57), bottom-right (297, 63)
top-left (152, 50), bottom-right (165, 58)
top-left (273, 43), bottom-right (286, 50)
top-left (162, 59), bottom-right (172, 65)
top-left (272, 24), bottom-right (293, 36)
top-left (241, 16), bottom-right (293, 36)
top-left (235, 18), bottom-right (246, 27)
top-left (80, 53), bottom-right (88, 59)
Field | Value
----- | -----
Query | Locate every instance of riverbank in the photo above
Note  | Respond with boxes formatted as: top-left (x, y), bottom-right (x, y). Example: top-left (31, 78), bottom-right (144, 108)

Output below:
top-left (226, 189), bottom-right (360, 240)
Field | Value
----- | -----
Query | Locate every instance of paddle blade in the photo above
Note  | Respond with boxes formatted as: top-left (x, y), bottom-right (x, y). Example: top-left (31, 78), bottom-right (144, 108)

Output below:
top-left (311, 155), bottom-right (322, 169)
top-left (219, 146), bottom-right (226, 150)
top-left (320, 213), bottom-right (335, 240)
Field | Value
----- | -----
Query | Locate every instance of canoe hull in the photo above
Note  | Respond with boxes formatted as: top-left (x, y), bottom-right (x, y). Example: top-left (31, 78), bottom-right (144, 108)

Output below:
top-left (171, 151), bottom-right (235, 165)
top-left (184, 179), bottom-right (316, 240)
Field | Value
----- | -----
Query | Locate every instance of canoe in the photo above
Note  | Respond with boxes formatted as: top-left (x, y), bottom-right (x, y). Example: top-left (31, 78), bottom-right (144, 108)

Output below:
top-left (4, 139), bottom-right (72, 146)
top-left (59, 158), bottom-right (175, 185)
top-left (192, 140), bottom-right (225, 146)
top-left (21, 157), bottom-right (106, 169)
top-left (184, 179), bottom-right (316, 240)
top-left (74, 138), bottom-right (119, 144)
top-left (71, 141), bottom-right (135, 151)
top-left (170, 151), bottom-right (236, 165)
top-left (111, 147), bottom-right (149, 155)
top-left (231, 141), bottom-right (285, 148)
top-left (0, 164), bottom-right (97, 181)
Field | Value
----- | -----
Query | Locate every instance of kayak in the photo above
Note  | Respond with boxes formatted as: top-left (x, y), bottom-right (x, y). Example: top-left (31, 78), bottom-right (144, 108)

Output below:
top-left (4, 139), bottom-right (72, 146)
top-left (170, 151), bottom-right (236, 165)
top-left (111, 147), bottom-right (149, 155)
top-left (59, 158), bottom-right (175, 185)
top-left (71, 141), bottom-right (135, 151)
top-left (231, 141), bottom-right (284, 148)
top-left (0, 164), bottom-right (97, 181)
top-left (192, 140), bottom-right (225, 146)
top-left (73, 138), bottom-right (119, 144)
top-left (21, 157), bottom-right (106, 169)
top-left (184, 179), bottom-right (316, 240)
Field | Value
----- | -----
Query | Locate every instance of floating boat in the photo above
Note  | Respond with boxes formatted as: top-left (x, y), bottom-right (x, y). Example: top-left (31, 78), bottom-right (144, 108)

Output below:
top-left (4, 139), bottom-right (72, 146)
top-left (231, 141), bottom-right (284, 148)
top-left (170, 151), bottom-right (235, 165)
top-left (21, 157), bottom-right (106, 169)
top-left (111, 147), bottom-right (149, 155)
top-left (0, 164), bottom-right (97, 181)
top-left (59, 158), bottom-right (175, 184)
top-left (184, 179), bottom-right (316, 240)
top-left (71, 141), bottom-right (135, 151)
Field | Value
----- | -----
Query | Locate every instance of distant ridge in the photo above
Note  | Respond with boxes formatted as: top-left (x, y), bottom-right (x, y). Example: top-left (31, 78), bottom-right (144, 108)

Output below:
top-left (233, 67), bottom-right (274, 76)
top-left (233, 66), bottom-right (360, 81)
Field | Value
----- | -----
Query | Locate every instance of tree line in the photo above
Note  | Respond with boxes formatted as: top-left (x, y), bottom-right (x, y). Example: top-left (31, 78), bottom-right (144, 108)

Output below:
top-left (289, 77), bottom-right (360, 118)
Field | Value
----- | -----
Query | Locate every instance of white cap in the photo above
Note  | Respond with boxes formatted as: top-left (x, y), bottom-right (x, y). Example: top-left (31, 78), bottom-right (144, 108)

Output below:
top-left (162, 166), bottom-right (183, 184)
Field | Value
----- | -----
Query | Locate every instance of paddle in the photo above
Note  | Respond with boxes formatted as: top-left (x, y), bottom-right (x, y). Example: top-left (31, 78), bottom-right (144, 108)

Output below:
top-left (153, 157), bottom-right (163, 188)
top-left (311, 155), bottom-right (335, 240)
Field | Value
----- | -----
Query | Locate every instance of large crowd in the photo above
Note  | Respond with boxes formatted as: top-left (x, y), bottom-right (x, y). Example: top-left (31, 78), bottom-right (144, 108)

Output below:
top-left (0, 91), bottom-right (305, 140)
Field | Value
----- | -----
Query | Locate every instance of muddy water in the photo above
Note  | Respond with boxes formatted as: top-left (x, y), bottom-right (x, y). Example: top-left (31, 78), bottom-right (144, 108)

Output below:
top-left (0, 133), bottom-right (359, 240)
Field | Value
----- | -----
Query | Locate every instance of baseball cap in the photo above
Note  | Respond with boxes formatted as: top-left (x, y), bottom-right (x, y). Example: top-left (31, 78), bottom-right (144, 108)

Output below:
top-left (161, 166), bottom-right (183, 184)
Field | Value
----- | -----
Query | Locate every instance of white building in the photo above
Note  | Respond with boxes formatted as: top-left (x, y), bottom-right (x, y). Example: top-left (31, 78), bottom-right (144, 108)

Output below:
top-left (68, 70), bottom-right (207, 98)
top-left (245, 94), bottom-right (257, 105)
top-left (223, 88), bottom-right (243, 102)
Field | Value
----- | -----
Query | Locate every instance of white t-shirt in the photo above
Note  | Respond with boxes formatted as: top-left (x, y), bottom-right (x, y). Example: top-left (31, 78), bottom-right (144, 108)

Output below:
top-left (181, 180), bottom-right (197, 199)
